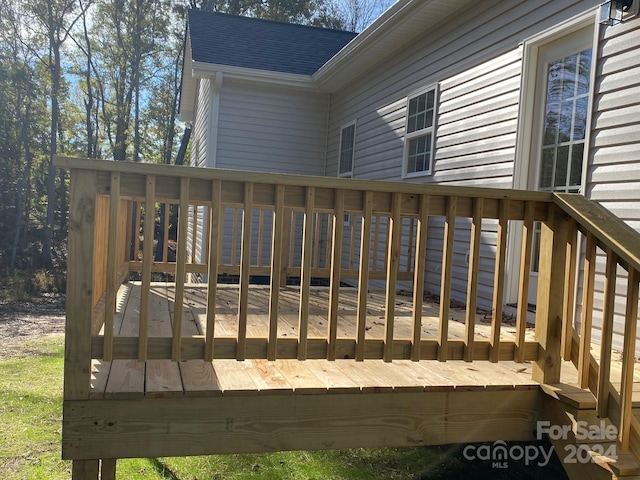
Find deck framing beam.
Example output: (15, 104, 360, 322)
(64, 389, 541, 461)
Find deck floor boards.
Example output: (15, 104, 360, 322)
(88, 281, 547, 399)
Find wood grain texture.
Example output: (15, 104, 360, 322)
(63, 389, 540, 460)
(327, 189, 345, 361)
(65, 169, 97, 401)
(464, 197, 482, 363)
(438, 196, 456, 362)
(384, 193, 402, 362)
(532, 206, 567, 384)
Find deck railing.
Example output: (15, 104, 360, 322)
(59, 157, 640, 452)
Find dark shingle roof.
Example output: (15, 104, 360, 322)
(187, 10, 358, 76)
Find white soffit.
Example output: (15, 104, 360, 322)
(314, 0, 476, 92)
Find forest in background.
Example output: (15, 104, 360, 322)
(0, 0, 392, 301)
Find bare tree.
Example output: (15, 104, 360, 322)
(332, 0, 393, 31)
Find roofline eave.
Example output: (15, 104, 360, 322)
(192, 61, 318, 90)
(314, 0, 476, 92)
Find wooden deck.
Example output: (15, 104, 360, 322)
(58, 158, 640, 479)
(89, 282, 539, 399)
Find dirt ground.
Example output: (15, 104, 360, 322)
(0, 294, 66, 360)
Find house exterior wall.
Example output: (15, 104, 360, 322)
(215, 81, 328, 175)
(188, 79, 330, 274)
(187, 78, 211, 267)
(192, 78, 211, 169)
(577, 19, 640, 350)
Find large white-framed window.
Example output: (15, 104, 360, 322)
(338, 121, 356, 178)
(403, 84, 438, 178)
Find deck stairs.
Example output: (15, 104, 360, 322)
(542, 384, 640, 479)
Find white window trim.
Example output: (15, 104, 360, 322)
(505, 9, 598, 307)
(338, 121, 356, 178)
(512, 9, 598, 192)
(403, 83, 439, 179)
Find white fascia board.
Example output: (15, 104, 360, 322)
(313, 0, 417, 89)
(191, 61, 317, 90)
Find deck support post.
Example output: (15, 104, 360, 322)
(72, 460, 99, 479)
(100, 459, 117, 480)
(532, 204, 567, 384)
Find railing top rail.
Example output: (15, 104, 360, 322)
(554, 193, 640, 273)
(55, 156, 554, 203)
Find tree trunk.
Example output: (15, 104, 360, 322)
(42, 1, 61, 269)
(10, 101, 32, 272)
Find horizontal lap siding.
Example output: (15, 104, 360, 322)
(192, 79, 211, 168)
(188, 79, 211, 275)
(582, 18, 640, 352)
(217, 83, 328, 176)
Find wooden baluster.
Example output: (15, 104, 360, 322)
(204, 204, 211, 266)
(313, 211, 321, 269)
(562, 219, 578, 361)
(218, 208, 224, 266)
(372, 215, 381, 274)
(438, 196, 456, 362)
(125, 199, 133, 263)
(532, 205, 567, 384)
(324, 213, 333, 270)
(280, 209, 291, 288)
(103, 172, 121, 361)
(191, 204, 199, 263)
(384, 193, 402, 362)
(204, 180, 221, 361)
(619, 268, 639, 451)
(578, 232, 597, 389)
(138, 175, 155, 362)
(356, 191, 373, 361)
(133, 201, 141, 261)
(172, 177, 189, 362)
(288, 211, 296, 269)
(268, 185, 285, 361)
(298, 186, 315, 360)
(406, 217, 415, 275)
(515, 201, 533, 363)
(465, 197, 483, 363)
(411, 195, 429, 362)
(231, 207, 239, 266)
(237, 182, 253, 361)
(348, 214, 356, 270)
(490, 199, 509, 363)
(65, 168, 97, 400)
(257, 209, 264, 267)
(597, 248, 617, 418)
(327, 189, 345, 361)
(162, 203, 170, 264)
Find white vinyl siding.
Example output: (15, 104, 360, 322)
(338, 122, 356, 177)
(577, 18, 640, 352)
(216, 82, 328, 176)
(191, 78, 211, 168)
(187, 78, 211, 273)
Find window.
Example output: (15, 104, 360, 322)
(338, 122, 356, 177)
(537, 48, 591, 194)
(404, 85, 438, 177)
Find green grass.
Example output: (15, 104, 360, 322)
(0, 337, 568, 479)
